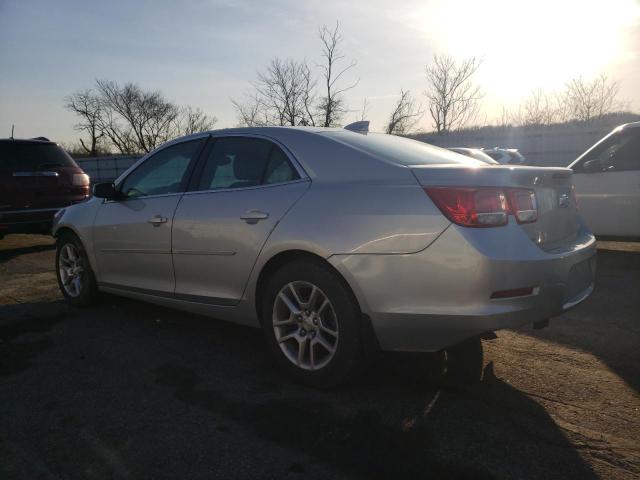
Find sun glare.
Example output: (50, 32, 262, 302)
(422, 0, 640, 101)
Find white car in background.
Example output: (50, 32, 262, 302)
(448, 147, 499, 164)
(569, 122, 640, 238)
(482, 148, 526, 165)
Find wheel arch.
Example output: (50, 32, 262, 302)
(255, 249, 361, 324)
(254, 248, 381, 359)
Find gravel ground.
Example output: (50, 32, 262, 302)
(0, 234, 638, 480)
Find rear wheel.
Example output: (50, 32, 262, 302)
(55, 233, 98, 306)
(261, 259, 366, 387)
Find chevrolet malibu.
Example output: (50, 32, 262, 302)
(52, 126, 597, 386)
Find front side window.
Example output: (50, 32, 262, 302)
(120, 139, 203, 198)
(197, 137, 299, 191)
(577, 128, 640, 173)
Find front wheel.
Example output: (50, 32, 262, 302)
(261, 259, 367, 387)
(55, 233, 98, 306)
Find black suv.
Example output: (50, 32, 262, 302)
(0, 139, 90, 238)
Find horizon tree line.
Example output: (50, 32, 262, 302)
(64, 23, 629, 155)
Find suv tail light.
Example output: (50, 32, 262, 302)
(72, 173, 90, 186)
(425, 186, 538, 228)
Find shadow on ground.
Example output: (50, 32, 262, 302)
(523, 248, 640, 392)
(0, 242, 55, 263)
(0, 295, 598, 479)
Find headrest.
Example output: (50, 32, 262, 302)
(233, 153, 264, 180)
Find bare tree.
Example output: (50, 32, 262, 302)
(232, 58, 317, 127)
(64, 89, 105, 156)
(563, 74, 621, 123)
(425, 54, 483, 133)
(317, 22, 358, 127)
(96, 80, 184, 153)
(511, 89, 560, 126)
(232, 21, 359, 128)
(66, 80, 217, 154)
(496, 105, 512, 128)
(386, 90, 424, 135)
(252, 58, 316, 126)
(178, 106, 217, 135)
(231, 93, 267, 127)
(358, 97, 369, 121)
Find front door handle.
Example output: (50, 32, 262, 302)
(148, 215, 168, 226)
(240, 210, 269, 224)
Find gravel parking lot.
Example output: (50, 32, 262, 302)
(1, 234, 638, 480)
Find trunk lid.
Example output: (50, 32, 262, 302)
(410, 164, 580, 251)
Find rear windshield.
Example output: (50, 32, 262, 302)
(0, 143, 77, 172)
(323, 131, 483, 166)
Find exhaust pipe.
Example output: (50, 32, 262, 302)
(533, 319, 550, 330)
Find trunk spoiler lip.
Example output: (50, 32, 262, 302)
(409, 163, 572, 174)
(409, 164, 573, 188)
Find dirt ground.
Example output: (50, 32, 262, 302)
(0, 234, 638, 480)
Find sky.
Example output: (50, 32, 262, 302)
(1, 0, 639, 144)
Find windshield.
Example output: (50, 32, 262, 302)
(0, 142, 77, 172)
(323, 131, 484, 167)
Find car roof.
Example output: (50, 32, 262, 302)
(0, 138, 56, 146)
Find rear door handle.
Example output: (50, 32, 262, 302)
(240, 210, 269, 224)
(148, 215, 168, 226)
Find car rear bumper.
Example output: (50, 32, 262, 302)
(329, 223, 597, 352)
(0, 207, 59, 233)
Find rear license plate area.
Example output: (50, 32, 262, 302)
(565, 255, 595, 301)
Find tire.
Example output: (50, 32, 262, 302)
(261, 259, 367, 387)
(444, 336, 484, 384)
(55, 232, 98, 307)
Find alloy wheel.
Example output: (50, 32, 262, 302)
(272, 281, 339, 370)
(58, 243, 84, 298)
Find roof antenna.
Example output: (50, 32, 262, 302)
(10, 124, 14, 139)
(344, 120, 369, 135)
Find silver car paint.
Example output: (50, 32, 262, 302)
(53, 127, 596, 351)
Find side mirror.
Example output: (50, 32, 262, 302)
(582, 159, 603, 173)
(93, 182, 120, 199)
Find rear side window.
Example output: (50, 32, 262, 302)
(197, 137, 299, 191)
(323, 131, 483, 167)
(0, 142, 77, 172)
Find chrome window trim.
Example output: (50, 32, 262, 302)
(182, 178, 310, 197)
(103, 191, 185, 204)
(13, 171, 60, 177)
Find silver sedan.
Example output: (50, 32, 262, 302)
(53, 126, 596, 386)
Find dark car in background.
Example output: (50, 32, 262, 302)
(0, 138, 90, 238)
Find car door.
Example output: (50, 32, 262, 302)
(92, 138, 205, 293)
(572, 126, 640, 237)
(172, 136, 309, 304)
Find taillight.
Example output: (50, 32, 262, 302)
(425, 186, 538, 228)
(505, 188, 537, 223)
(72, 173, 90, 186)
